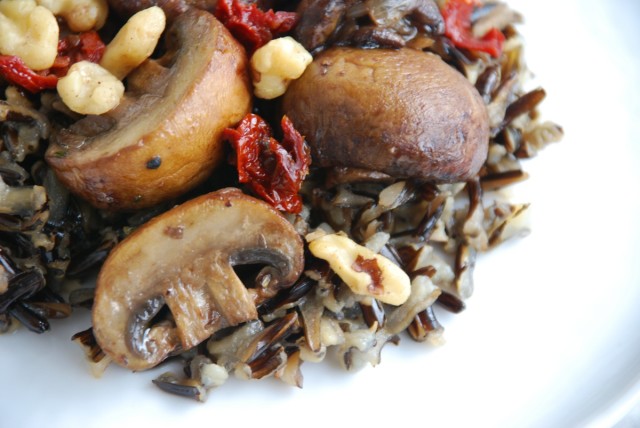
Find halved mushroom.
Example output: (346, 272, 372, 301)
(92, 188, 304, 371)
(45, 10, 252, 211)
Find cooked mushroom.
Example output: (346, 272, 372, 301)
(294, 0, 348, 51)
(282, 47, 490, 183)
(361, 0, 444, 34)
(295, 0, 444, 52)
(92, 188, 304, 371)
(45, 10, 252, 211)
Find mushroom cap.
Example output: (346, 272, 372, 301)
(92, 188, 305, 371)
(282, 47, 490, 183)
(45, 10, 252, 211)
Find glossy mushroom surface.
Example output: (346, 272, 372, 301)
(92, 188, 304, 371)
(282, 47, 490, 183)
(46, 10, 252, 211)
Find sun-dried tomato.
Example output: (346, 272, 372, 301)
(51, 31, 106, 77)
(0, 56, 58, 93)
(223, 114, 311, 214)
(214, 0, 298, 53)
(0, 31, 106, 93)
(440, 0, 505, 58)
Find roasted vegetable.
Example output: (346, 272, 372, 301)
(92, 188, 304, 370)
(46, 10, 252, 211)
(283, 47, 489, 183)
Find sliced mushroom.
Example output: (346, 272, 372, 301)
(46, 10, 252, 211)
(294, 0, 347, 52)
(92, 188, 304, 371)
(364, 0, 444, 34)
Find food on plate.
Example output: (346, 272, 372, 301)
(56, 60, 125, 115)
(307, 231, 411, 305)
(0, 0, 563, 401)
(93, 188, 304, 370)
(251, 36, 313, 100)
(98, 5, 166, 81)
(0, 0, 59, 73)
(38, 0, 109, 33)
(282, 46, 489, 182)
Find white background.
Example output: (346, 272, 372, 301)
(1, 0, 639, 427)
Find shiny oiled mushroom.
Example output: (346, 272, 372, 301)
(45, 10, 252, 211)
(92, 188, 304, 371)
(282, 47, 490, 183)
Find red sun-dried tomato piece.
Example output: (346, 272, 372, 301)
(440, 0, 505, 58)
(52, 31, 106, 77)
(0, 31, 106, 93)
(0, 55, 58, 93)
(215, 0, 298, 53)
(223, 114, 311, 213)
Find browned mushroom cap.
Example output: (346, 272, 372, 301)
(92, 188, 304, 371)
(282, 47, 490, 183)
(45, 10, 252, 211)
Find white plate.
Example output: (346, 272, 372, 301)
(2, 1, 639, 426)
